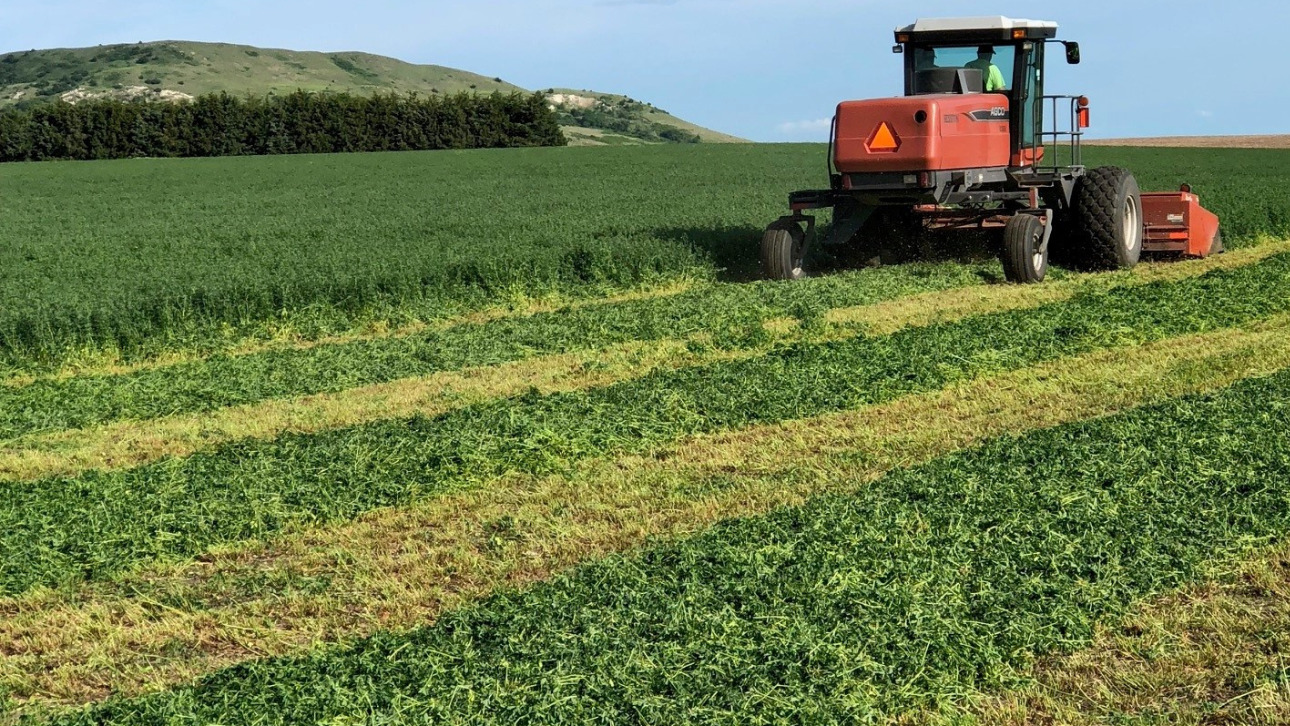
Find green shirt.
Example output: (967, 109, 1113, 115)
(965, 59, 1006, 92)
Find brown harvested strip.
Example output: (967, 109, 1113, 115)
(0, 337, 753, 482)
(4, 318, 1290, 715)
(962, 543, 1290, 725)
(4, 240, 1287, 484)
(1085, 134, 1290, 148)
(0, 279, 699, 389)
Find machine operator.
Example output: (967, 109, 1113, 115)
(965, 45, 1007, 92)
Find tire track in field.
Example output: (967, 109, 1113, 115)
(5, 317, 1290, 715)
(2, 243, 1286, 484)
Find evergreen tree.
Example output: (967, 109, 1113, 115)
(0, 91, 567, 162)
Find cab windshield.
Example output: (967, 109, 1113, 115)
(910, 44, 1016, 95)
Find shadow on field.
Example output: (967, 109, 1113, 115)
(820, 228, 1007, 283)
(654, 225, 767, 283)
(656, 224, 1007, 284)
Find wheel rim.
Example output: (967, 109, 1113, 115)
(1122, 194, 1141, 252)
(1031, 230, 1044, 273)
(791, 231, 806, 276)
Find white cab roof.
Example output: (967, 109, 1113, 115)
(897, 17, 1058, 34)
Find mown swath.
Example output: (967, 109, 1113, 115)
(0, 339, 755, 482)
(2, 255, 1289, 597)
(51, 363, 1290, 725)
(963, 540, 1290, 724)
(3, 243, 1280, 482)
(0, 258, 995, 440)
(7, 316, 1290, 715)
(0, 279, 700, 388)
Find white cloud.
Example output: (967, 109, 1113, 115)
(776, 118, 832, 134)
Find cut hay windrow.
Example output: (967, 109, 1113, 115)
(4, 243, 1285, 483)
(2, 255, 1290, 596)
(0, 258, 998, 441)
(6, 316, 1290, 714)
(961, 541, 1290, 725)
(46, 359, 1290, 725)
(0, 279, 701, 389)
(0, 339, 749, 483)
(0, 239, 1283, 450)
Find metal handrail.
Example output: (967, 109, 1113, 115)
(1037, 95, 1084, 172)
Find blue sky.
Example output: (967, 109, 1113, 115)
(0, 0, 1281, 141)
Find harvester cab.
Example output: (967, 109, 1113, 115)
(762, 16, 1221, 283)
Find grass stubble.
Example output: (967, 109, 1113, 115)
(957, 542, 1290, 725)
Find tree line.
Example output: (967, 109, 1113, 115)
(0, 90, 567, 161)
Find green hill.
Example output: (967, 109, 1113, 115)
(0, 41, 745, 145)
(546, 89, 746, 146)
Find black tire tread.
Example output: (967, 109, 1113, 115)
(761, 221, 806, 280)
(1002, 214, 1046, 284)
(1072, 166, 1141, 270)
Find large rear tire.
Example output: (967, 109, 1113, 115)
(761, 220, 807, 280)
(1071, 166, 1143, 270)
(1001, 214, 1048, 284)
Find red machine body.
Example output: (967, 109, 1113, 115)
(761, 16, 1224, 284)
(833, 95, 1013, 173)
(1141, 189, 1222, 258)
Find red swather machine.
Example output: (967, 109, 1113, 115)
(763, 16, 1221, 282)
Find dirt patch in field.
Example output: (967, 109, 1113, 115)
(1085, 135, 1290, 149)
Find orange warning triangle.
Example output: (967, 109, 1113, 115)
(866, 122, 900, 153)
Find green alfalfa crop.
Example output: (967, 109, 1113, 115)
(3, 144, 1287, 376)
(0, 144, 816, 373)
(1084, 146, 1290, 244)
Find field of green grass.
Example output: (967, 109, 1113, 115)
(3, 143, 1290, 724)
(1, 145, 1286, 375)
